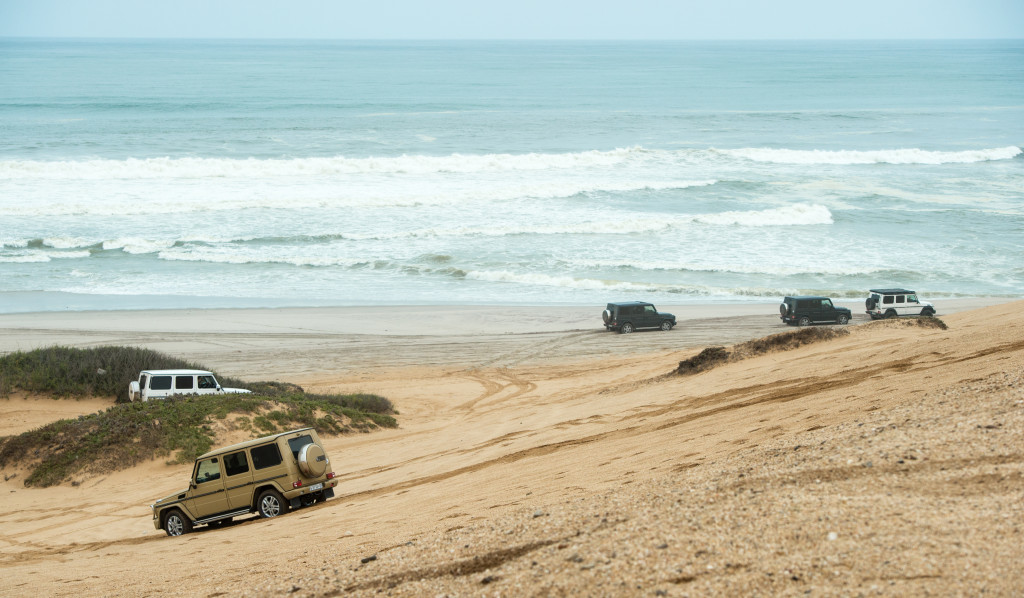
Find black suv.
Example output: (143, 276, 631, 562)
(602, 302, 676, 333)
(779, 296, 852, 326)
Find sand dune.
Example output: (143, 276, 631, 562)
(0, 301, 1021, 596)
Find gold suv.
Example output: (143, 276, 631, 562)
(152, 428, 337, 536)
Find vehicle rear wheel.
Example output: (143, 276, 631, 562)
(884, 309, 897, 319)
(797, 316, 811, 326)
(660, 320, 673, 331)
(164, 510, 192, 537)
(619, 322, 634, 334)
(257, 489, 288, 519)
(837, 314, 850, 325)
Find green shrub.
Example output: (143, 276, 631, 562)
(0, 391, 398, 488)
(0, 345, 398, 486)
(0, 346, 216, 402)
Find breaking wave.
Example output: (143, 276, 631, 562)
(722, 146, 1022, 165)
(1, 145, 1018, 180)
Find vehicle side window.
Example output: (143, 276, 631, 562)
(175, 375, 194, 390)
(198, 375, 217, 389)
(195, 458, 221, 484)
(223, 451, 250, 477)
(140, 374, 148, 390)
(644, 305, 656, 314)
(895, 295, 905, 304)
(907, 294, 918, 303)
(250, 444, 283, 470)
(287, 434, 314, 459)
(882, 295, 894, 304)
(821, 299, 832, 308)
(797, 300, 812, 309)
(151, 376, 172, 390)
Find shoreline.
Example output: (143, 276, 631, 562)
(0, 296, 1012, 336)
(1, 298, 1016, 384)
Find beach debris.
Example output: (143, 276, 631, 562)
(360, 554, 377, 564)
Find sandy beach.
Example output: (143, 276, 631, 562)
(0, 298, 1021, 597)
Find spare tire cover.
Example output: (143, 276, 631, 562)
(865, 298, 876, 310)
(298, 443, 327, 478)
(602, 309, 612, 324)
(779, 303, 788, 316)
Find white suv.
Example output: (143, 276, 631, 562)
(128, 369, 252, 402)
(865, 288, 936, 319)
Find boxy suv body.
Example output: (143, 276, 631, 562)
(152, 427, 338, 536)
(129, 369, 252, 402)
(865, 288, 935, 319)
(602, 301, 676, 333)
(780, 296, 852, 326)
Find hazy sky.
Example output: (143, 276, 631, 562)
(1, 0, 1022, 39)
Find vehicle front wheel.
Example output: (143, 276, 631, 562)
(921, 307, 935, 317)
(660, 320, 673, 331)
(619, 322, 634, 334)
(797, 316, 811, 326)
(837, 314, 850, 325)
(164, 510, 192, 537)
(257, 489, 288, 519)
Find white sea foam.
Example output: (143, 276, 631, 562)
(0, 249, 91, 263)
(5, 144, 1015, 181)
(691, 203, 833, 226)
(0, 148, 646, 180)
(464, 269, 679, 292)
(103, 238, 177, 254)
(722, 146, 1022, 165)
(563, 257, 882, 277)
(0, 253, 51, 263)
(0, 177, 717, 216)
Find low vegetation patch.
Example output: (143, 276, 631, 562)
(0, 345, 247, 401)
(0, 391, 397, 487)
(676, 317, 948, 376)
(678, 326, 851, 375)
(862, 316, 949, 330)
(0, 346, 398, 487)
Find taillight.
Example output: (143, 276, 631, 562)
(326, 472, 336, 479)
(292, 480, 303, 489)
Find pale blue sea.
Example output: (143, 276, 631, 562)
(1, 39, 1022, 312)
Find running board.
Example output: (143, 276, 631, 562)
(194, 508, 251, 525)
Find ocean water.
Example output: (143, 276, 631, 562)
(1, 39, 1023, 313)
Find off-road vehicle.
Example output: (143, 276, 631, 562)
(128, 369, 252, 402)
(152, 427, 338, 536)
(602, 301, 676, 333)
(779, 296, 852, 326)
(865, 288, 935, 319)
